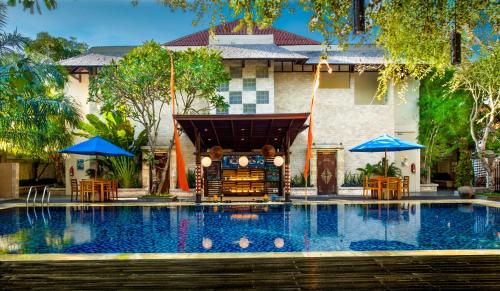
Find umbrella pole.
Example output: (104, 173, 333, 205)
(95, 155, 98, 179)
(384, 149, 388, 178)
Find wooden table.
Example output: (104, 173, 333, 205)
(370, 176, 402, 200)
(81, 179, 111, 202)
(94, 179, 111, 202)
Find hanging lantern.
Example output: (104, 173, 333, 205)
(451, 31, 461, 65)
(209, 146, 223, 160)
(273, 156, 284, 167)
(238, 156, 249, 167)
(201, 156, 212, 167)
(353, 0, 365, 33)
(261, 145, 276, 158)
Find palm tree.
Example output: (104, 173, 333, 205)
(0, 2, 29, 59)
(0, 0, 81, 178)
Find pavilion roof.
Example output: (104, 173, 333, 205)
(174, 113, 309, 151)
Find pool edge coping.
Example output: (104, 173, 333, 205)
(1, 249, 499, 261)
(1, 198, 499, 210)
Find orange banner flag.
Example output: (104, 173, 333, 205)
(168, 50, 190, 192)
(304, 59, 332, 181)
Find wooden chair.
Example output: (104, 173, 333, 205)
(386, 177, 401, 200)
(402, 176, 410, 199)
(70, 179, 79, 202)
(363, 176, 381, 199)
(104, 180, 118, 201)
(81, 180, 99, 203)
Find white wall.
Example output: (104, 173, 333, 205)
(275, 71, 420, 191)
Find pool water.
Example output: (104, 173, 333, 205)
(0, 203, 499, 254)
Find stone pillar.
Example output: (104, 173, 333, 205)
(195, 129, 202, 203)
(284, 164, 291, 202)
(195, 165, 202, 203)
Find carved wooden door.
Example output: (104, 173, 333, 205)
(317, 151, 337, 195)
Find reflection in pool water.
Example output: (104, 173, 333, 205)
(0, 203, 499, 254)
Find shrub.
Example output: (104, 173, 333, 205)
(341, 171, 364, 187)
(291, 171, 312, 187)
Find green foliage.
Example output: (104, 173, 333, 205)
(455, 139, 473, 187)
(341, 171, 363, 187)
(418, 70, 471, 182)
(77, 110, 147, 154)
(6, 0, 57, 14)
(25, 32, 88, 61)
(174, 47, 229, 114)
(291, 171, 312, 187)
(77, 110, 146, 188)
(0, 56, 81, 160)
(109, 156, 138, 188)
(153, 1, 497, 100)
(357, 160, 402, 178)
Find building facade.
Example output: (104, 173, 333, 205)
(60, 21, 421, 197)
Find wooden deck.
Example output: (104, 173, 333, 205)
(2, 255, 500, 290)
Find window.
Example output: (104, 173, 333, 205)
(229, 91, 242, 104)
(354, 72, 385, 105)
(319, 72, 350, 89)
(218, 81, 229, 92)
(256, 66, 269, 78)
(243, 78, 256, 91)
(243, 104, 256, 114)
(230, 66, 242, 78)
(256, 91, 269, 104)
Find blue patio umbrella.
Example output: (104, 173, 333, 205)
(349, 134, 424, 177)
(59, 136, 134, 178)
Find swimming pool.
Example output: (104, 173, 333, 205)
(0, 203, 499, 254)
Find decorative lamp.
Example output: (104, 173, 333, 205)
(209, 146, 223, 160)
(274, 237, 284, 249)
(201, 156, 212, 167)
(239, 237, 250, 249)
(238, 156, 249, 167)
(273, 156, 284, 167)
(202, 237, 213, 250)
(261, 145, 276, 158)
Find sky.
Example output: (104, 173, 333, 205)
(7, 0, 323, 47)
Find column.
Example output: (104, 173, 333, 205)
(284, 133, 291, 202)
(195, 130, 202, 203)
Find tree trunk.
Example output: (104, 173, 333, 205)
(148, 143, 158, 194)
(157, 133, 175, 194)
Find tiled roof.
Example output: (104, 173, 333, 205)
(208, 44, 308, 60)
(303, 47, 385, 64)
(59, 46, 135, 67)
(164, 20, 320, 46)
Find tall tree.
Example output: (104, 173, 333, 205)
(156, 47, 228, 193)
(418, 71, 471, 184)
(89, 42, 172, 193)
(25, 32, 88, 61)
(450, 43, 500, 190)
(89, 42, 228, 193)
(1, 1, 80, 183)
